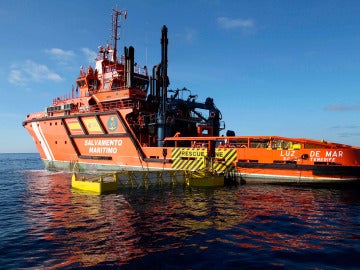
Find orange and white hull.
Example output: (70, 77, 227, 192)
(235, 146, 360, 185)
(24, 111, 360, 185)
(236, 166, 360, 185)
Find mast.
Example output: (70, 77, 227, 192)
(111, 6, 127, 62)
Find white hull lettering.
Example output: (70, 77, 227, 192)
(85, 139, 123, 147)
(310, 151, 321, 158)
(308, 150, 344, 162)
(325, 151, 343, 158)
(311, 157, 336, 162)
(280, 150, 295, 157)
(89, 147, 118, 154)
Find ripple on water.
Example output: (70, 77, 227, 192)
(0, 157, 359, 269)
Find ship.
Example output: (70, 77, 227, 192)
(23, 7, 360, 185)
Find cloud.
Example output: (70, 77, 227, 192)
(81, 48, 97, 64)
(331, 125, 360, 130)
(329, 125, 360, 138)
(45, 48, 75, 65)
(9, 60, 63, 86)
(8, 69, 24, 85)
(324, 104, 360, 111)
(337, 131, 360, 138)
(184, 28, 197, 43)
(45, 48, 75, 58)
(217, 17, 255, 32)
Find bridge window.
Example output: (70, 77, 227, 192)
(88, 79, 97, 90)
(77, 79, 86, 87)
(112, 80, 121, 89)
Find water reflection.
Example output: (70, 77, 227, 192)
(21, 171, 360, 268)
(23, 171, 146, 267)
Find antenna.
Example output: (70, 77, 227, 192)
(111, 6, 127, 62)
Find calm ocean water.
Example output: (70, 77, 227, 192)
(0, 153, 359, 269)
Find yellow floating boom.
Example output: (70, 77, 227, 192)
(71, 173, 118, 194)
(71, 170, 186, 193)
(71, 169, 233, 194)
(186, 170, 225, 187)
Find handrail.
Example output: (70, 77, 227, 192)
(86, 99, 135, 113)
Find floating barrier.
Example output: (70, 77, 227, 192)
(71, 173, 118, 194)
(185, 170, 239, 187)
(116, 170, 186, 188)
(71, 169, 239, 194)
(185, 171, 224, 187)
(71, 170, 186, 194)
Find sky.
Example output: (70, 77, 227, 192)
(1, 0, 360, 153)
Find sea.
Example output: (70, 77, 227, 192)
(0, 153, 359, 269)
